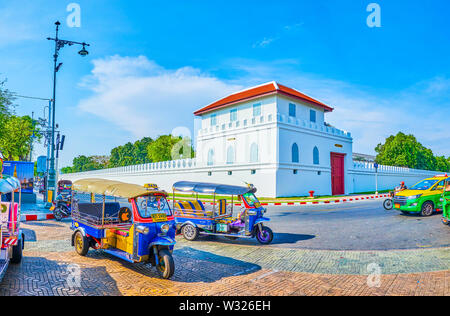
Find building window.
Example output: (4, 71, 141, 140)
(317, 171, 321, 175)
(253, 103, 261, 117)
(250, 143, 259, 163)
(230, 109, 237, 122)
(210, 114, 217, 126)
(228, 171, 233, 176)
(313, 146, 320, 165)
(293, 169, 298, 174)
(292, 143, 299, 163)
(289, 103, 296, 117)
(251, 169, 256, 174)
(208, 171, 212, 176)
(207, 149, 214, 166)
(310, 109, 316, 123)
(226, 146, 235, 164)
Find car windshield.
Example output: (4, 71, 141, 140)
(136, 195, 172, 218)
(410, 179, 439, 191)
(242, 193, 261, 208)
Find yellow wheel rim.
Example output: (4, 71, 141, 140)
(75, 234, 83, 253)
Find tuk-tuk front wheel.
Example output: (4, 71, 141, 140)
(182, 224, 199, 241)
(74, 231, 89, 256)
(156, 249, 175, 279)
(256, 226, 273, 245)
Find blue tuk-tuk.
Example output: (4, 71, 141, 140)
(172, 181, 273, 244)
(70, 179, 176, 279)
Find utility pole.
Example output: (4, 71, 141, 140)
(46, 21, 90, 202)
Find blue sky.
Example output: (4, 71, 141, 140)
(1, 0, 449, 166)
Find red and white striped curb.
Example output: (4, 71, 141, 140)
(170, 194, 389, 207)
(20, 213, 54, 222)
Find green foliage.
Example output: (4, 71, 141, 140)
(0, 115, 36, 160)
(375, 132, 450, 172)
(147, 135, 194, 162)
(62, 135, 195, 173)
(0, 80, 39, 162)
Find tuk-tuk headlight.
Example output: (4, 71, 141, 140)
(161, 224, 170, 234)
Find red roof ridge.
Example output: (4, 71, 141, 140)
(194, 81, 333, 116)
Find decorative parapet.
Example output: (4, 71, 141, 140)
(197, 113, 352, 139)
(351, 161, 439, 175)
(62, 158, 198, 177)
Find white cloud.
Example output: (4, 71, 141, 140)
(78, 55, 242, 138)
(225, 59, 450, 156)
(78, 55, 450, 157)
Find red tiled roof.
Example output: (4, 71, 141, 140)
(194, 82, 333, 116)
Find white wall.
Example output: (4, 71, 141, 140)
(60, 159, 278, 197)
(350, 162, 438, 193)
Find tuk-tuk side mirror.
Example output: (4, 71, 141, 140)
(136, 225, 149, 235)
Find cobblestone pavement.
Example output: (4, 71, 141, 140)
(0, 221, 449, 296)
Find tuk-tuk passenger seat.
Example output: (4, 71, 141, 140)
(78, 202, 121, 220)
(175, 200, 213, 217)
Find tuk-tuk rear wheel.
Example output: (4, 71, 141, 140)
(11, 237, 23, 264)
(182, 224, 199, 241)
(156, 249, 175, 279)
(74, 232, 89, 256)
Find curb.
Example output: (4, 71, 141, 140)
(20, 213, 54, 222)
(170, 194, 389, 207)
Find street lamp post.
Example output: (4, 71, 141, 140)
(46, 21, 90, 202)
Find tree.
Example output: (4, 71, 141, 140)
(133, 137, 153, 164)
(147, 135, 194, 162)
(0, 115, 36, 160)
(375, 132, 448, 172)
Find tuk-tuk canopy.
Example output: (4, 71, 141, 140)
(73, 178, 167, 198)
(172, 181, 256, 196)
(0, 176, 21, 194)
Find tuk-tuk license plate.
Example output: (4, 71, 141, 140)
(151, 213, 167, 222)
(395, 204, 400, 209)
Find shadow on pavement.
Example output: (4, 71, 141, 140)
(0, 256, 121, 296)
(83, 247, 261, 283)
(188, 232, 316, 246)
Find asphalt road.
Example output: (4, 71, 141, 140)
(192, 200, 450, 250)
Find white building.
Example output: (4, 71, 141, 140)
(61, 82, 438, 197)
(195, 81, 353, 196)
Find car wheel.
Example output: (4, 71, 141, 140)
(182, 224, 199, 241)
(421, 202, 434, 217)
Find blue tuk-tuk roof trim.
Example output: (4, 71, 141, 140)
(172, 181, 256, 196)
(0, 176, 21, 194)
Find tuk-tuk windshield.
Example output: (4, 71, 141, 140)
(242, 193, 261, 208)
(410, 179, 439, 191)
(136, 195, 172, 218)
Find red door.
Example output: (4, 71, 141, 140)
(331, 153, 345, 195)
